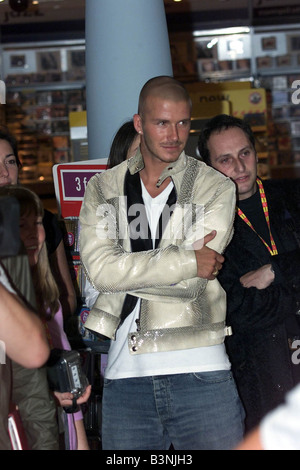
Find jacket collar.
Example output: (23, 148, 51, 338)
(127, 147, 188, 187)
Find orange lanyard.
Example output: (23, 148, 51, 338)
(237, 178, 278, 256)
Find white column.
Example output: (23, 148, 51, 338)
(85, 0, 173, 159)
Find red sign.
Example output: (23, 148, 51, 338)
(53, 162, 107, 218)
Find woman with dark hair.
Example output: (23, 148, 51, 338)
(0, 128, 20, 185)
(0, 127, 77, 320)
(107, 119, 140, 168)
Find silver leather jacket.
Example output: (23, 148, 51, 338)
(79, 150, 236, 355)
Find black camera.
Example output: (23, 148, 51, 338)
(0, 196, 21, 259)
(47, 349, 89, 412)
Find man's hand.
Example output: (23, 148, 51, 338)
(240, 264, 275, 290)
(193, 230, 224, 280)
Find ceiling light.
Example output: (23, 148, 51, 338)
(207, 38, 219, 49)
(193, 27, 250, 37)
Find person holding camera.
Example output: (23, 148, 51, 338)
(0, 184, 91, 450)
(0, 257, 51, 450)
(0, 214, 60, 450)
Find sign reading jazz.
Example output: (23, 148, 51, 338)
(53, 162, 107, 218)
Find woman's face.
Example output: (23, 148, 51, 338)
(0, 139, 18, 186)
(19, 211, 45, 267)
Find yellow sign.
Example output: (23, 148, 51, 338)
(189, 86, 267, 131)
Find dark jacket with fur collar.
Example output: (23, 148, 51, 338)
(218, 179, 300, 432)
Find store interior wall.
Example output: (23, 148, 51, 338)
(1, 0, 300, 205)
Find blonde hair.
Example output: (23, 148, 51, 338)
(0, 185, 60, 319)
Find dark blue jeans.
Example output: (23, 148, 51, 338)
(102, 370, 245, 450)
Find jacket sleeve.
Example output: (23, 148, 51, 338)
(12, 363, 59, 450)
(79, 174, 197, 294)
(218, 246, 300, 333)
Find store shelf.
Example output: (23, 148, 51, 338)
(5, 82, 86, 184)
(7, 81, 85, 93)
(1, 39, 86, 185)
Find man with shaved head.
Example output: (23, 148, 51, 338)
(80, 76, 244, 450)
(137, 75, 192, 115)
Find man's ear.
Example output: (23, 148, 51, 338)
(133, 114, 143, 135)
